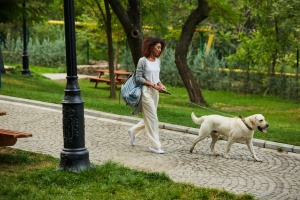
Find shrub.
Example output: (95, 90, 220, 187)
(159, 47, 298, 99)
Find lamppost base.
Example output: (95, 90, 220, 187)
(21, 69, 32, 76)
(57, 148, 92, 173)
(22, 55, 31, 76)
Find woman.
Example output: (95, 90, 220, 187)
(128, 37, 167, 154)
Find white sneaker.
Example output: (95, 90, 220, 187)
(149, 147, 164, 154)
(128, 130, 135, 146)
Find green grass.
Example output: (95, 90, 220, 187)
(0, 148, 254, 200)
(1, 65, 300, 146)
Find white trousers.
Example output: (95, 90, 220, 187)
(129, 86, 161, 149)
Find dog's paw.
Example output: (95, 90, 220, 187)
(224, 154, 231, 159)
(254, 157, 262, 162)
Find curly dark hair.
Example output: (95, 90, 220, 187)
(142, 37, 165, 57)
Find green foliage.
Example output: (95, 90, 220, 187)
(3, 32, 66, 67)
(75, 1, 123, 43)
(29, 37, 66, 67)
(2, 18, 108, 67)
(30, 22, 65, 42)
(141, 1, 170, 36)
(0, 0, 53, 24)
(227, 0, 300, 85)
(213, 30, 237, 58)
(160, 48, 183, 86)
(1, 0, 299, 100)
(159, 46, 299, 99)
(208, 0, 241, 25)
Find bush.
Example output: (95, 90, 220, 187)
(159, 47, 299, 99)
(3, 32, 66, 67)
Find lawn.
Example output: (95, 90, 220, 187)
(0, 147, 254, 200)
(0, 65, 300, 146)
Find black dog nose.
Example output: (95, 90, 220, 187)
(266, 123, 269, 127)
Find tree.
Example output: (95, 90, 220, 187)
(107, 1, 240, 104)
(0, 0, 53, 74)
(227, 0, 300, 94)
(103, 0, 117, 98)
(175, 0, 210, 104)
(107, 0, 143, 67)
(86, 0, 117, 98)
(0, 0, 53, 24)
(106, 0, 210, 103)
(0, 0, 21, 23)
(77, 0, 132, 98)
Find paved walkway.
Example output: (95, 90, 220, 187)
(0, 95, 299, 200)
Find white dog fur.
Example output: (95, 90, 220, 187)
(190, 112, 269, 161)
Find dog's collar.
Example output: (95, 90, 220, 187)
(238, 115, 253, 130)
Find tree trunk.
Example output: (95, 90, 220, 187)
(175, 0, 209, 104)
(107, 0, 143, 67)
(93, 0, 116, 98)
(104, 0, 117, 98)
(115, 41, 120, 70)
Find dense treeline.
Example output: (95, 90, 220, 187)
(0, 0, 299, 99)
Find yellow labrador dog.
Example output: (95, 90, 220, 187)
(189, 112, 269, 161)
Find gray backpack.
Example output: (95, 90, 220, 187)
(120, 70, 143, 108)
(120, 57, 146, 108)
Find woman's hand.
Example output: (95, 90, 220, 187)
(157, 83, 166, 92)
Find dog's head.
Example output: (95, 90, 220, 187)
(250, 114, 269, 133)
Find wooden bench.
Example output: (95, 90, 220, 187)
(0, 129, 32, 146)
(90, 77, 111, 88)
(90, 69, 131, 88)
(89, 77, 124, 88)
(116, 77, 127, 82)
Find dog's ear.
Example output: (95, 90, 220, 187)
(250, 116, 256, 126)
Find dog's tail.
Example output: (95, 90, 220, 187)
(191, 112, 205, 125)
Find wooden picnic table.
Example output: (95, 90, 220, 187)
(90, 69, 131, 88)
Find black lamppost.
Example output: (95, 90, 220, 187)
(21, 0, 31, 76)
(57, 0, 91, 172)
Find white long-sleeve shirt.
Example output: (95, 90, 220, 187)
(136, 57, 161, 85)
